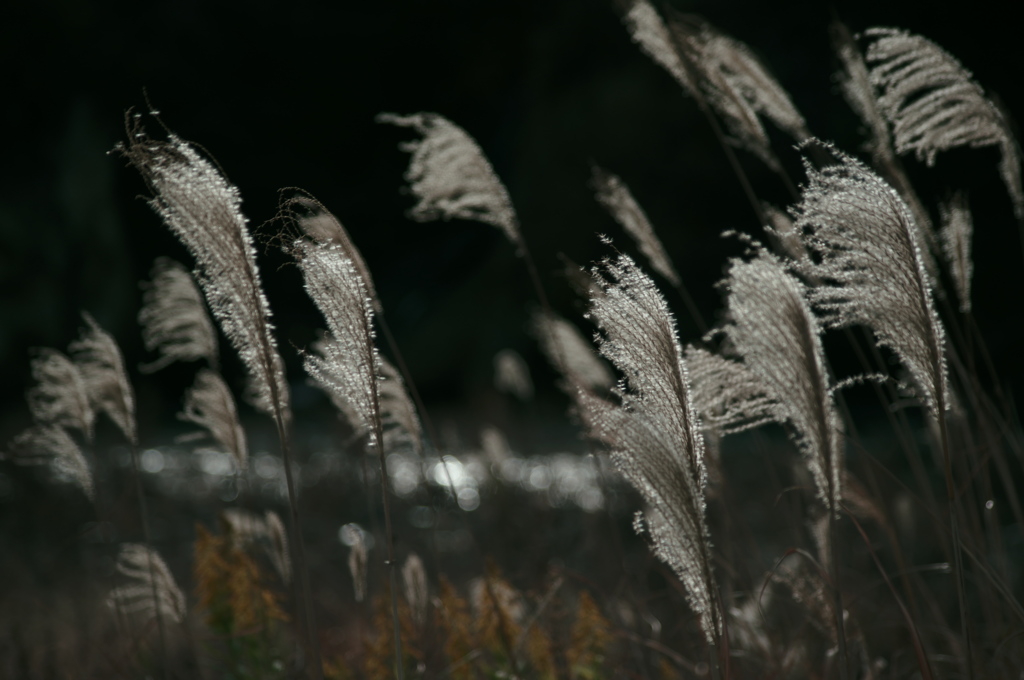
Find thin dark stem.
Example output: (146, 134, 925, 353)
(366, 327, 405, 680)
(273, 414, 323, 680)
(127, 437, 168, 680)
(938, 403, 974, 679)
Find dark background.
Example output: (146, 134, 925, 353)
(2, 0, 1022, 445)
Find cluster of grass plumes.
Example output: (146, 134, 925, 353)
(5, 6, 1024, 680)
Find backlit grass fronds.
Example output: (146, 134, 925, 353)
(179, 368, 248, 471)
(118, 120, 290, 422)
(281, 192, 382, 313)
(668, 14, 811, 168)
(348, 528, 369, 603)
(379, 357, 423, 456)
(864, 27, 1024, 219)
(791, 142, 948, 422)
(138, 257, 219, 372)
(378, 112, 522, 248)
(533, 310, 614, 392)
(222, 509, 292, 584)
(939, 192, 974, 313)
(26, 349, 94, 441)
(578, 253, 721, 644)
(70, 312, 137, 445)
(832, 23, 938, 271)
(763, 203, 808, 262)
(109, 544, 186, 625)
(719, 250, 843, 515)
(402, 554, 428, 626)
(620, 0, 694, 91)
(9, 425, 93, 500)
(592, 165, 680, 288)
(494, 349, 534, 401)
(683, 346, 776, 437)
(295, 238, 380, 446)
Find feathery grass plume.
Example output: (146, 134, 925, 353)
(222, 509, 292, 583)
(494, 349, 534, 401)
(864, 27, 1024, 220)
(402, 554, 429, 626)
(620, 0, 694, 91)
(348, 528, 369, 603)
(291, 234, 406, 677)
(179, 368, 248, 472)
(577, 253, 721, 645)
(790, 142, 949, 422)
(667, 14, 811, 169)
(378, 356, 423, 456)
(138, 257, 219, 372)
(939, 192, 974, 313)
(69, 312, 137, 445)
(762, 203, 808, 262)
(834, 23, 892, 164)
(719, 250, 844, 516)
(296, 247, 379, 446)
(377, 112, 522, 249)
(532, 310, 614, 392)
(683, 346, 776, 437)
(9, 425, 94, 500)
(832, 23, 940, 274)
(108, 544, 186, 625)
(791, 142, 961, 669)
(117, 119, 290, 423)
(281, 192, 382, 314)
(592, 165, 680, 288)
(26, 349, 95, 441)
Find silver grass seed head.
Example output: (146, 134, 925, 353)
(10, 425, 94, 501)
(108, 544, 186, 625)
(279, 192, 383, 315)
(592, 165, 680, 288)
(26, 348, 95, 441)
(139, 258, 219, 373)
(494, 349, 534, 401)
(832, 22, 894, 165)
(620, 0, 695, 92)
(939, 192, 974, 313)
(720, 250, 843, 515)
(668, 14, 810, 168)
(378, 356, 424, 456)
(347, 529, 369, 602)
(532, 310, 615, 393)
(581, 253, 720, 643)
(791, 141, 949, 422)
(179, 368, 248, 471)
(402, 553, 429, 625)
(684, 345, 777, 437)
(294, 239, 382, 449)
(118, 120, 290, 423)
(70, 313, 137, 446)
(221, 508, 291, 583)
(864, 27, 1024, 219)
(377, 112, 522, 249)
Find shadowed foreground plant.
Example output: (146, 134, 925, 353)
(576, 252, 723, 669)
(194, 523, 289, 679)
